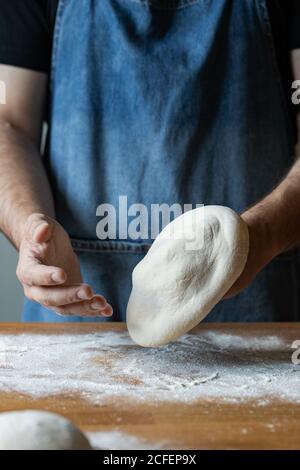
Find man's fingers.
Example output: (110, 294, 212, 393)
(17, 264, 67, 287)
(54, 296, 113, 317)
(24, 283, 95, 307)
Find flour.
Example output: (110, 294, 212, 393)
(86, 431, 167, 450)
(0, 330, 299, 404)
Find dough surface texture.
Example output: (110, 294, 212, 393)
(127, 206, 249, 347)
(0, 410, 91, 450)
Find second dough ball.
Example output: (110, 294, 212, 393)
(0, 410, 91, 450)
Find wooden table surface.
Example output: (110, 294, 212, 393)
(0, 322, 300, 450)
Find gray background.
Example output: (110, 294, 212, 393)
(0, 233, 23, 321)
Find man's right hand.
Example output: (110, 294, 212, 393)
(16, 213, 113, 317)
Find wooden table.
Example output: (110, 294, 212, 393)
(0, 322, 300, 450)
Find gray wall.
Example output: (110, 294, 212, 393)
(0, 233, 23, 321)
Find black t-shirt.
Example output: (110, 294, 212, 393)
(0, 0, 299, 133)
(1, 0, 300, 73)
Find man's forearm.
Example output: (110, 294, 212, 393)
(243, 47, 300, 258)
(0, 120, 55, 248)
(243, 157, 300, 257)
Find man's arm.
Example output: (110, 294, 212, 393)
(225, 50, 300, 298)
(0, 65, 54, 247)
(0, 65, 112, 317)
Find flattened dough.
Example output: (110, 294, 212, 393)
(0, 410, 91, 450)
(127, 206, 249, 347)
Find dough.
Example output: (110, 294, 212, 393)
(127, 206, 249, 347)
(0, 410, 91, 450)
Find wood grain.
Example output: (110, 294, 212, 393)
(0, 322, 299, 450)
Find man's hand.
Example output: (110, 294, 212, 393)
(17, 213, 113, 317)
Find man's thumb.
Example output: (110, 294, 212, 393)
(29, 215, 53, 244)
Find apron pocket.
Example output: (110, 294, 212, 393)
(70, 238, 149, 320)
(71, 238, 151, 254)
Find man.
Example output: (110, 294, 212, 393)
(0, 0, 299, 323)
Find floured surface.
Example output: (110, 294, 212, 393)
(86, 430, 167, 450)
(0, 330, 299, 404)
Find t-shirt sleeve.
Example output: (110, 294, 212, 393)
(290, 0, 300, 50)
(0, 0, 51, 73)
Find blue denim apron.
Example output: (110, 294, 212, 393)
(23, 0, 299, 322)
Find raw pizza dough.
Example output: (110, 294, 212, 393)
(127, 205, 249, 347)
(0, 410, 91, 450)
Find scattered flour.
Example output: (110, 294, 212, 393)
(86, 430, 167, 450)
(0, 330, 299, 404)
